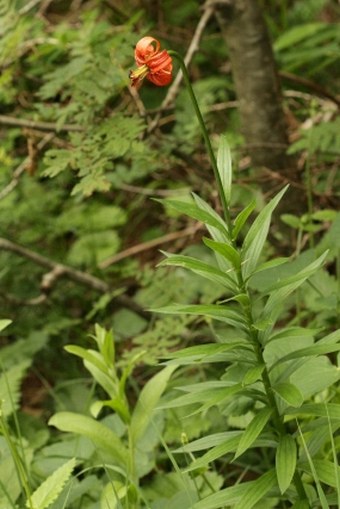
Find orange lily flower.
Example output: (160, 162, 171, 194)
(129, 36, 172, 88)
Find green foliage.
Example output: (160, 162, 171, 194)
(0, 1, 338, 508)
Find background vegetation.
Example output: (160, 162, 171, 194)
(0, 0, 339, 508)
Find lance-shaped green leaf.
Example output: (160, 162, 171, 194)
(276, 435, 297, 494)
(300, 459, 340, 489)
(150, 304, 247, 329)
(285, 403, 340, 420)
(159, 383, 242, 411)
(49, 412, 127, 468)
(273, 382, 304, 407)
(234, 407, 272, 459)
(160, 197, 229, 236)
(158, 252, 237, 291)
(217, 135, 232, 203)
(263, 251, 328, 323)
(130, 365, 176, 443)
(192, 470, 276, 509)
(241, 186, 288, 279)
(28, 458, 76, 509)
(65, 345, 117, 398)
(203, 237, 241, 269)
(184, 432, 242, 472)
(163, 342, 251, 365)
(270, 342, 340, 371)
(232, 199, 257, 241)
(234, 469, 277, 509)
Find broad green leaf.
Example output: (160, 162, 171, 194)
(158, 252, 236, 291)
(234, 469, 277, 509)
(241, 186, 288, 279)
(161, 197, 228, 236)
(130, 365, 176, 443)
(270, 343, 340, 371)
(276, 435, 297, 494)
(232, 199, 257, 240)
(0, 320, 11, 333)
(202, 237, 240, 269)
(150, 304, 247, 329)
(217, 136, 232, 203)
(184, 432, 242, 472)
(273, 383, 304, 407)
(48, 412, 127, 468)
(318, 329, 340, 345)
(234, 407, 272, 459)
(28, 458, 76, 509)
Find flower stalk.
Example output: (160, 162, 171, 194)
(168, 49, 309, 504)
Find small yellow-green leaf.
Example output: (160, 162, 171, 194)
(28, 458, 76, 509)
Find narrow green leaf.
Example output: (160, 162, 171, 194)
(234, 469, 277, 509)
(28, 458, 76, 509)
(130, 365, 176, 443)
(286, 403, 340, 420)
(242, 365, 265, 386)
(0, 320, 11, 333)
(217, 136, 232, 203)
(232, 199, 256, 240)
(192, 482, 252, 509)
(270, 343, 340, 372)
(48, 412, 127, 468)
(65, 346, 117, 398)
(249, 257, 289, 277)
(273, 383, 304, 407)
(158, 252, 236, 291)
(298, 424, 329, 509)
(161, 197, 228, 236)
(241, 186, 288, 279)
(150, 304, 247, 329)
(264, 252, 328, 320)
(184, 433, 242, 472)
(174, 431, 241, 453)
(202, 237, 240, 269)
(300, 459, 340, 489)
(160, 384, 242, 410)
(234, 407, 272, 459)
(276, 435, 297, 494)
(164, 342, 249, 365)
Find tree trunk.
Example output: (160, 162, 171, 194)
(215, 0, 292, 172)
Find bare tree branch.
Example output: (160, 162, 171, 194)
(0, 133, 54, 201)
(0, 237, 149, 317)
(0, 114, 84, 132)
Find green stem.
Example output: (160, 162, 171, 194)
(170, 49, 309, 504)
(168, 51, 232, 232)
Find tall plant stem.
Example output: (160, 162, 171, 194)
(170, 50, 309, 504)
(168, 51, 232, 232)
